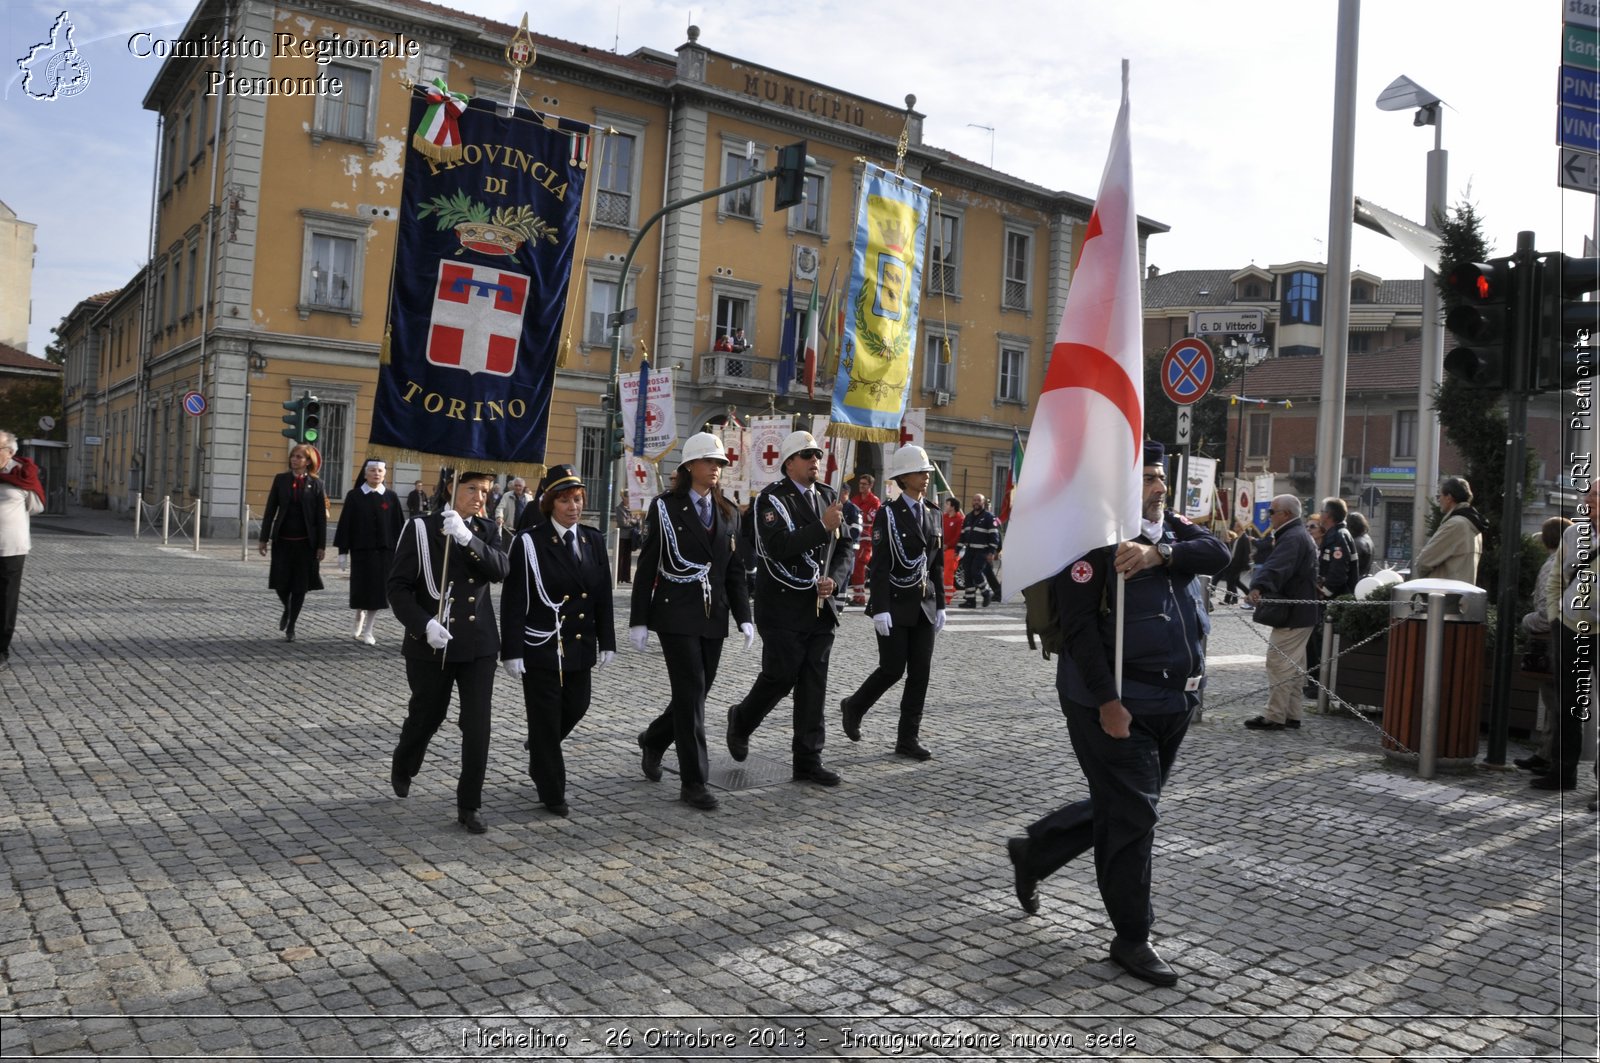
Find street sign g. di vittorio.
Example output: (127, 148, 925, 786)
(1189, 308, 1265, 336)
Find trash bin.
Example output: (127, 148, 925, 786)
(1381, 578, 1488, 766)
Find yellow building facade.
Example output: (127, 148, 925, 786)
(68, 0, 1165, 534)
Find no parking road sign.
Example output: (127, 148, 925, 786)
(182, 390, 208, 417)
(1160, 338, 1214, 406)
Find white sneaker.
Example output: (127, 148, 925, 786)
(362, 630, 377, 646)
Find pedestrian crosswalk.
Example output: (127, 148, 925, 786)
(939, 609, 1029, 644)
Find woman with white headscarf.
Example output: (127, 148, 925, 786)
(333, 457, 405, 644)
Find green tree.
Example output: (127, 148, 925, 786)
(1431, 198, 1535, 601)
(0, 378, 65, 441)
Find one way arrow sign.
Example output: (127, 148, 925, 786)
(1561, 148, 1600, 193)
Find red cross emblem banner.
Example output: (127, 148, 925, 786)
(618, 366, 677, 460)
(714, 423, 751, 503)
(746, 415, 793, 493)
(371, 88, 590, 463)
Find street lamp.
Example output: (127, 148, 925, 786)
(1376, 73, 1447, 568)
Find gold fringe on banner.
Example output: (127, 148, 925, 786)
(940, 336, 952, 365)
(825, 422, 897, 444)
(410, 133, 464, 166)
(555, 334, 571, 369)
(380, 325, 392, 366)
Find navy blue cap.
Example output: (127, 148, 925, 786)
(1142, 440, 1166, 467)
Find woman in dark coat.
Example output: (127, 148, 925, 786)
(258, 443, 328, 642)
(499, 464, 616, 817)
(333, 457, 406, 645)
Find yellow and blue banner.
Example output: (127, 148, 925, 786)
(373, 88, 589, 463)
(830, 163, 931, 442)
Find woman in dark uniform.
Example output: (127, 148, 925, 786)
(499, 465, 616, 817)
(258, 443, 327, 642)
(333, 457, 406, 645)
(839, 444, 946, 760)
(628, 432, 753, 810)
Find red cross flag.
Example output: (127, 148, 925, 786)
(747, 414, 792, 493)
(1003, 63, 1144, 601)
(427, 262, 528, 377)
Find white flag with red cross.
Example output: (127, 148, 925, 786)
(427, 261, 529, 377)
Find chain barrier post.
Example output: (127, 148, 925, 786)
(1417, 591, 1447, 779)
(1316, 615, 1335, 714)
(193, 497, 202, 552)
(134, 493, 143, 538)
(241, 504, 250, 561)
(161, 495, 171, 545)
(1324, 627, 1341, 713)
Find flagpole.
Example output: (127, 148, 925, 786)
(1114, 573, 1126, 697)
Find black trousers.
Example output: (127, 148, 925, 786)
(1554, 622, 1594, 784)
(0, 553, 24, 655)
(616, 538, 634, 584)
(1020, 699, 1190, 944)
(642, 633, 725, 788)
(730, 626, 833, 768)
(844, 615, 935, 744)
(522, 666, 592, 805)
(393, 655, 495, 811)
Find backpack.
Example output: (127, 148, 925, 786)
(1022, 579, 1065, 660)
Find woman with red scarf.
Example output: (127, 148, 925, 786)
(258, 443, 328, 641)
(0, 430, 45, 670)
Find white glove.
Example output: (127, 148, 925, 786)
(740, 622, 756, 651)
(629, 626, 648, 652)
(440, 507, 474, 546)
(598, 650, 616, 667)
(337, 554, 348, 571)
(872, 612, 893, 638)
(502, 657, 526, 679)
(935, 609, 947, 632)
(425, 618, 453, 650)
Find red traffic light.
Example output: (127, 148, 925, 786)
(1445, 261, 1503, 303)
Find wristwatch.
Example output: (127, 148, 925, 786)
(1156, 543, 1173, 565)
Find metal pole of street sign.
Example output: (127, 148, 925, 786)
(1413, 117, 1447, 567)
(1314, 0, 1359, 506)
(600, 166, 776, 536)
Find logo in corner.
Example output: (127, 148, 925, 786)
(17, 10, 92, 102)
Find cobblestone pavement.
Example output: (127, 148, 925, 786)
(2, 509, 1597, 1060)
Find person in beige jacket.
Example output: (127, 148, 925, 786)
(1414, 477, 1487, 583)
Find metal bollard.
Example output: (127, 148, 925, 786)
(161, 495, 171, 545)
(1316, 614, 1335, 714)
(241, 505, 250, 561)
(1417, 591, 1447, 779)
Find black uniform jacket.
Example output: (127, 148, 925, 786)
(501, 518, 616, 671)
(865, 494, 945, 625)
(629, 491, 751, 638)
(751, 477, 853, 633)
(259, 471, 328, 546)
(388, 512, 509, 663)
(333, 486, 405, 552)
(1319, 521, 1359, 597)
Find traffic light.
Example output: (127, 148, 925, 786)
(1532, 254, 1600, 392)
(301, 396, 322, 444)
(1442, 257, 1516, 389)
(607, 416, 627, 461)
(280, 396, 305, 441)
(773, 140, 808, 211)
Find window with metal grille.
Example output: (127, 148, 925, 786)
(596, 133, 635, 227)
(578, 424, 605, 489)
(1003, 230, 1029, 309)
(928, 214, 959, 294)
(319, 402, 351, 495)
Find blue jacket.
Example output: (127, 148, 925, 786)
(1056, 513, 1230, 714)
(1252, 517, 1320, 628)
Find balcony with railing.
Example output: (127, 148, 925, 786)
(700, 351, 775, 392)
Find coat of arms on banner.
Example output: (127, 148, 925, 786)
(428, 262, 529, 377)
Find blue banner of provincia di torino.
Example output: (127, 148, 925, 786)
(372, 92, 589, 464)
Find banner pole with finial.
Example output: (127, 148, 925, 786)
(505, 14, 536, 113)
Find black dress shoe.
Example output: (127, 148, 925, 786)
(544, 800, 570, 816)
(958, 600, 977, 609)
(1284, 719, 1302, 729)
(638, 732, 663, 782)
(1109, 936, 1178, 987)
(390, 766, 411, 798)
(284, 623, 296, 643)
(792, 764, 841, 787)
(457, 809, 487, 834)
(279, 606, 290, 631)
(1514, 755, 1551, 773)
(1531, 774, 1577, 791)
(726, 706, 748, 762)
(841, 697, 865, 742)
(1243, 716, 1284, 731)
(894, 742, 932, 761)
(680, 784, 719, 810)
(1006, 836, 1040, 915)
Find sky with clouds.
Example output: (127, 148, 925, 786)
(0, 0, 1579, 356)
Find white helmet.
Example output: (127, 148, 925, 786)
(679, 431, 728, 466)
(887, 444, 935, 481)
(779, 430, 824, 466)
